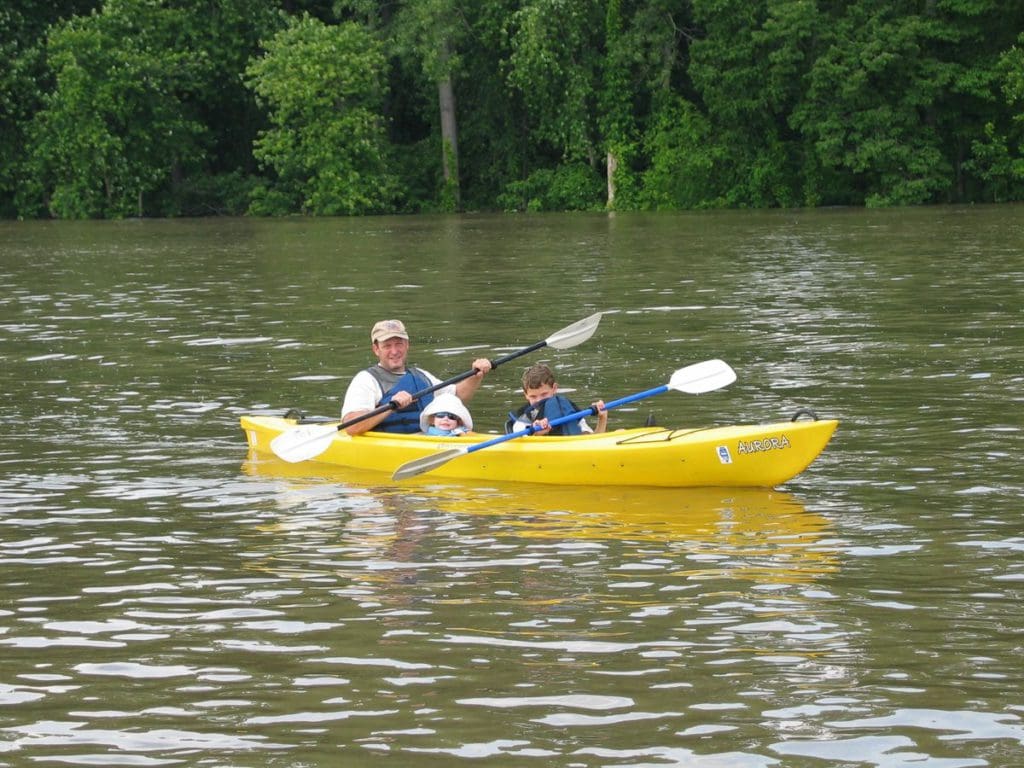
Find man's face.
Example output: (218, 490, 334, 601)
(374, 337, 409, 373)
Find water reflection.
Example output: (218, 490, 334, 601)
(227, 453, 870, 763)
(241, 451, 838, 584)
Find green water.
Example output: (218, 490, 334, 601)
(1, 208, 1022, 766)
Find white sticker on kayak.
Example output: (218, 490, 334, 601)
(716, 445, 732, 464)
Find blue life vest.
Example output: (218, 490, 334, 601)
(366, 366, 434, 433)
(505, 394, 584, 436)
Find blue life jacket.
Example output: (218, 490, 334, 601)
(366, 366, 434, 433)
(505, 394, 584, 436)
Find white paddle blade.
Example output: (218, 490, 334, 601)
(392, 447, 468, 481)
(545, 311, 603, 350)
(270, 423, 339, 463)
(669, 359, 737, 394)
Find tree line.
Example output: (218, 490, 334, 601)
(2, 0, 1023, 219)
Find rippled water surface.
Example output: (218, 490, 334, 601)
(2, 209, 1023, 766)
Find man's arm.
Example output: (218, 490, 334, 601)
(342, 406, 395, 436)
(341, 371, 392, 435)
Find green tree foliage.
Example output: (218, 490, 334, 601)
(689, 0, 821, 207)
(339, 0, 473, 212)
(496, 162, 605, 211)
(244, 14, 399, 215)
(599, 0, 639, 210)
(389, 0, 463, 210)
(0, 1, 101, 216)
(640, 93, 722, 209)
(19, 0, 212, 218)
(0, 7, 37, 217)
(602, 1, 702, 210)
(792, 0, 1024, 206)
(439, 0, 527, 210)
(506, 0, 604, 165)
(3, 0, 1024, 217)
(499, 0, 613, 211)
(167, 0, 280, 215)
(967, 34, 1024, 202)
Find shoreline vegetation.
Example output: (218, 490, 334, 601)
(3, 0, 1024, 220)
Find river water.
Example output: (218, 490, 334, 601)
(1, 208, 1022, 766)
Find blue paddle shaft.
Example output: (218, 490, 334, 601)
(465, 384, 670, 456)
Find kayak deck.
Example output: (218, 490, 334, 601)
(240, 414, 838, 488)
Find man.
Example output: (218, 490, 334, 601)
(341, 319, 492, 435)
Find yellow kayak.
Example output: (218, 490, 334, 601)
(240, 414, 838, 488)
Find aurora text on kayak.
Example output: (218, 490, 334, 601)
(737, 435, 792, 454)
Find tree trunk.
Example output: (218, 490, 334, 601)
(607, 151, 618, 208)
(438, 75, 461, 211)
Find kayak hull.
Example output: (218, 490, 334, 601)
(240, 415, 838, 488)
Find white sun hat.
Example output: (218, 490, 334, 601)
(419, 392, 473, 432)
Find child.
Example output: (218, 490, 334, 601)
(419, 393, 473, 436)
(505, 363, 607, 436)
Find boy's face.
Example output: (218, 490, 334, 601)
(523, 382, 557, 405)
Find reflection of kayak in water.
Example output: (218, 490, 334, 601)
(241, 451, 837, 583)
(240, 413, 838, 488)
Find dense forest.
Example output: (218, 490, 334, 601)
(2, 0, 1023, 219)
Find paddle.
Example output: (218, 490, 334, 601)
(391, 358, 737, 481)
(270, 312, 604, 463)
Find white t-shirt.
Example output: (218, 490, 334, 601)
(341, 367, 451, 418)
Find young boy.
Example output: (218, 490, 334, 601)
(505, 363, 607, 436)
